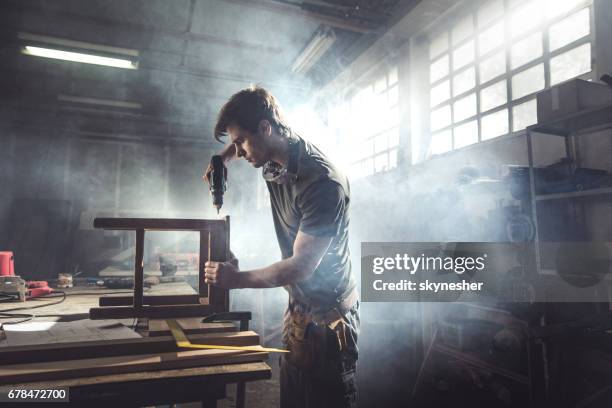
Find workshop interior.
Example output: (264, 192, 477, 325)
(1, 0, 612, 407)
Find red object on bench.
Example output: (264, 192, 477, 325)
(27, 281, 54, 298)
(0, 251, 15, 276)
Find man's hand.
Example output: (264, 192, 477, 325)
(204, 260, 240, 289)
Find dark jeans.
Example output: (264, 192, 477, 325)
(280, 302, 360, 408)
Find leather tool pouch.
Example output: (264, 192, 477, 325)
(286, 307, 351, 371)
(286, 310, 326, 371)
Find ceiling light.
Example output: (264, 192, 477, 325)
(22, 46, 137, 69)
(19, 32, 138, 70)
(292, 27, 336, 75)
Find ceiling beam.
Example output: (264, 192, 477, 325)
(0, 102, 219, 147)
(223, 0, 374, 33)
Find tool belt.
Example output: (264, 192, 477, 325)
(284, 287, 358, 371)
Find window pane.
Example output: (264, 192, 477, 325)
(388, 85, 399, 106)
(480, 80, 508, 112)
(545, 0, 585, 19)
(480, 51, 506, 84)
(374, 153, 389, 172)
(389, 149, 398, 168)
(431, 80, 451, 107)
(374, 76, 386, 93)
(510, 2, 543, 38)
(454, 120, 478, 148)
(452, 15, 474, 45)
(512, 64, 545, 99)
(453, 67, 476, 96)
(481, 108, 509, 140)
(375, 133, 388, 153)
(551, 43, 591, 85)
(512, 98, 538, 131)
(362, 158, 374, 177)
(388, 128, 400, 147)
(453, 40, 475, 71)
(478, 0, 504, 27)
(479, 21, 505, 56)
(511, 32, 543, 69)
(430, 32, 449, 59)
(430, 130, 452, 155)
(453, 93, 477, 122)
(431, 104, 451, 131)
(549, 8, 590, 52)
(388, 106, 399, 126)
(431, 55, 449, 83)
(388, 67, 399, 85)
(358, 138, 374, 159)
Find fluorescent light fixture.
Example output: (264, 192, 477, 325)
(18, 32, 139, 69)
(292, 27, 336, 75)
(22, 46, 137, 69)
(58, 94, 142, 110)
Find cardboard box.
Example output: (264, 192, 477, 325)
(537, 79, 612, 125)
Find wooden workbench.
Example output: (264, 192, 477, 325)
(0, 281, 197, 320)
(0, 362, 271, 407)
(0, 283, 272, 407)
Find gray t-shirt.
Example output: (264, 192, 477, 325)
(266, 135, 354, 310)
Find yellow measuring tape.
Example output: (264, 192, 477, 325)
(166, 319, 289, 353)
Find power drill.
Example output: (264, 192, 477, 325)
(209, 155, 227, 214)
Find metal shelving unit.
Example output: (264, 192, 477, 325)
(525, 101, 612, 274)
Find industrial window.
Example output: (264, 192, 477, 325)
(427, 0, 594, 157)
(330, 67, 400, 179)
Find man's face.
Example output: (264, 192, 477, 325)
(227, 123, 270, 168)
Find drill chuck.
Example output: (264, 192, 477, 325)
(210, 155, 226, 213)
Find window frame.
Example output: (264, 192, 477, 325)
(427, 0, 595, 154)
(348, 66, 400, 178)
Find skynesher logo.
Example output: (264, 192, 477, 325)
(372, 253, 487, 275)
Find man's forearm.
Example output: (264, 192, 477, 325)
(236, 257, 312, 289)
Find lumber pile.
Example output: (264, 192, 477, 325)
(0, 320, 268, 385)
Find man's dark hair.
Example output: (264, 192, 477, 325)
(213, 85, 291, 142)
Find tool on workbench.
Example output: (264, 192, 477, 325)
(26, 281, 53, 298)
(0, 253, 53, 300)
(57, 273, 73, 288)
(209, 155, 227, 214)
(0, 275, 26, 301)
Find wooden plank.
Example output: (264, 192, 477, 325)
(94, 218, 226, 231)
(0, 348, 268, 385)
(208, 217, 229, 308)
(200, 229, 210, 298)
(0, 331, 259, 365)
(147, 319, 235, 337)
(134, 228, 145, 310)
(89, 303, 226, 319)
(99, 294, 201, 306)
(1, 361, 271, 390)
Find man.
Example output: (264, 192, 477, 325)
(204, 85, 359, 408)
